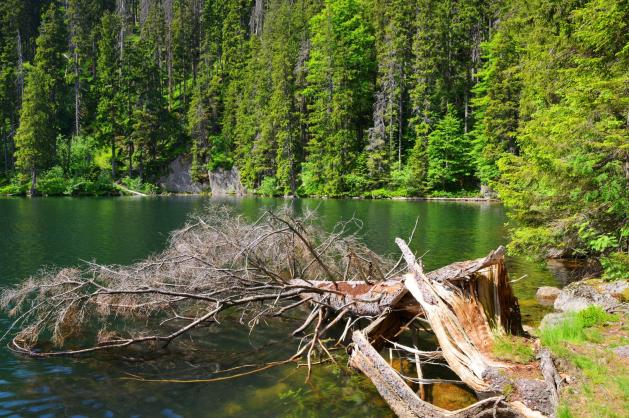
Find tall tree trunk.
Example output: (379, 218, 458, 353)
(111, 138, 117, 179)
(29, 168, 37, 196)
(16, 30, 24, 103)
(165, 0, 173, 109)
(128, 142, 133, 177)
(398, 89, 403, 166)
(2, 132, 8, 174)
(139, 150, 144, 180)
(74, 47, 80, 136)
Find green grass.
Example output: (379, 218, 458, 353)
(492, 334, 535, 364)
(540, 306, 627, 417)
(540, 305, 618, 349)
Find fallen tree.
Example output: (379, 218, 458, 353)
(0, 207, 561, 417)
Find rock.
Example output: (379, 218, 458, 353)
(613, 345, 629, 358)
(513, 378, 554, 417)
(553, 280, 623, 313)
(602, 281, 629, 301)
(480, 184, 498, 199)
(159, 155, 208, 193)
(540, 312, 569, 329)
(522, 325, 535, 334)
(536, 286, 561, 306)
(208, 166, 247, 196)
(546, 248, 568, 259)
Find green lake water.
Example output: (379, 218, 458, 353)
(0, 196, 563, 417)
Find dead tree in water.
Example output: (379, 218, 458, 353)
(0, 207, 560, 417)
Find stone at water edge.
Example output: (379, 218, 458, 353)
(539, 312, 569, 329)
(553, 280, 625, 313)
(536, 286, 561, 306)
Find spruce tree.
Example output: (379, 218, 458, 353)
(14, 3, 67, 194)
(303, 0, 375, 196)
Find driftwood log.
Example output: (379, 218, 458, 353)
(0, 209, 561, 417)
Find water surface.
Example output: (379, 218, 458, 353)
(0, 196, 560, 417)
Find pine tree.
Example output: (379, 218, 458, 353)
(14, 3, 67, 194)
(303, 0, 375, 196)
(366, 0, 414, 187)
(426, 106, 473, 191)
(495, 0, 629, 262)
(95, 11, 122, 179)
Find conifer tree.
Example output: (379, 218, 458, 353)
(303, 0, 375, 196)
(14, 3, 67, 194)
(426, 106, 473, 191)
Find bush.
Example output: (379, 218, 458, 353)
(344, 173, 369, 196)
(0, 176, 27, 195)
(38, 167, 70, 196)
(67, 172, 116, 196)
(507, 226, 558, 258)
(121, 176, 159, 195)
(206, 135, 234, 171)
(257, 176, 280, 196)
(600, 252, 629, 282)
(0, 183, 24, 195)
(297, 162, 322, 196)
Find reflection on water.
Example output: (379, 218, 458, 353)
(0, 196, 564, 417)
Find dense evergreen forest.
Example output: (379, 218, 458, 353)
(0, 0, 627, 272)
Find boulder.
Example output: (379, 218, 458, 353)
(536, 286, 561, 306)
(159, 155, 208, 193)
(480, 184, 498, 199)
(553, 280, 625, 313)
(540, 312, 569, 329)
(208, 166, 247, 196)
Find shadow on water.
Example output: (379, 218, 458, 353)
(0, 196, 568, 417)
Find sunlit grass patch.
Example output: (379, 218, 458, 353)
(492, 333, 535, 364)
(540, 305, 618, 349)
(541, 308, 628, 417)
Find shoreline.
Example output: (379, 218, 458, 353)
(0, 192, 501, 203)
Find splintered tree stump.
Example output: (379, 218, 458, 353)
(347, 241, 561, 418)
(350, 331, 520, 418)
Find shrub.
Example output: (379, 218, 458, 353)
(344, 173, 369, 196)
(38, 167, 70, 196)
(600, 252, 629, 282)
(121, 176, 159, 195)
(257, 176, 280, 197)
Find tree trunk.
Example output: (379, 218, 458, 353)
(111, 139, 116, 179)
(29, 168, 37, 196)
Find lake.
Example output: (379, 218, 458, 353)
(0, 196, 561, 417)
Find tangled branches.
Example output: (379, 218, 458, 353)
(1, 206, 394, 359)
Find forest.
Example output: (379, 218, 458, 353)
(0, 0, 627, 274)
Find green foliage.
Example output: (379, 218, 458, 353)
(38, 166, 70, 195)
(303, 0, 376, 196)
(601, 252, 629, 282)
(427, 107, 474, 191)
(0, 0, 626, 279)
(207, 135, 234, 171)
(257, 176, 280, 197)
(120, 176, 159, 195)
(493, 0, 629, 260)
